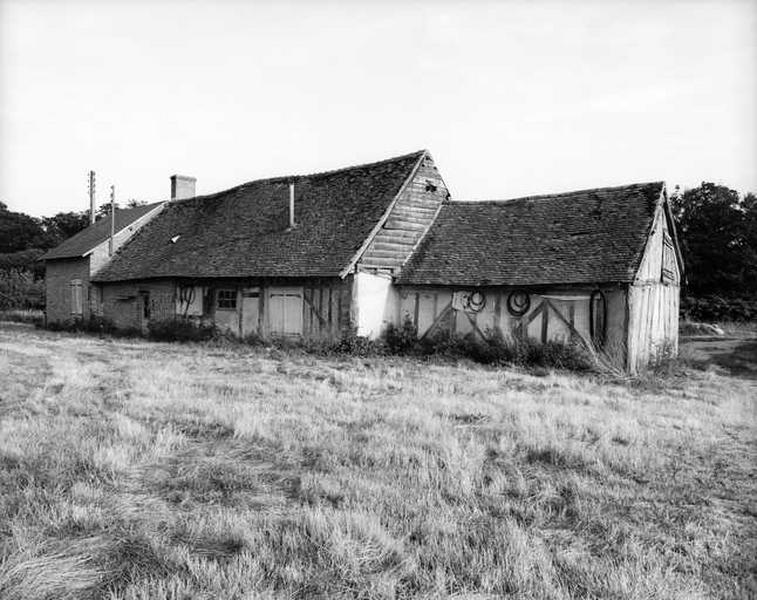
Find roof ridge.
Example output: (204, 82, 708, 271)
(452, 181, 664, 205)
(112, 200, 164, 212)
(168, 149, 429, 206)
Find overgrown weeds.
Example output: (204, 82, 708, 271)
(147, 318, 215, 342)
(46, 313, 594, 372)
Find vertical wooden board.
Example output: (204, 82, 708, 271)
(626, 287, 636, 371)
(417, 293, 436, 337)
(336, 286, 343, 335)
(635, 287, 646, 364)
(541, 305, 549, 343)
(654, 285, 663, 351)
(327, 285, 333, 337)
(494, 293, 502, 334)
(303, 287, 310, 336)
(413, 292, 420, 330)
(317, 287, 324, 337)
(331, 286, 339, 339)
(644, 286, 654, 361)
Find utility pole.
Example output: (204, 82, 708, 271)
(109, 185, 115, 256)
(88, 171, 96, 224)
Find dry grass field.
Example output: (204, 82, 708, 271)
(0, 324, 755, 599)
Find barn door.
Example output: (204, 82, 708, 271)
(241, 288, 260, 336)
(268, 287, 303, 336)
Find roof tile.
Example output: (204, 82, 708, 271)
(396, 182, 664, 286)
(92, 151, 425, 282)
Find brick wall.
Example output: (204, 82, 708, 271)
(45, 258, 91, 324)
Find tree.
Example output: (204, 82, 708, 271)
(96, 202, 121, 221)
(670, 182, 756, 296)
(0, 204, 47, 253)
(41, 211, 90, 247)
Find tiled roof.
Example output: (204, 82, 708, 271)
(92, 151, 425, 282)
(42, 203, 163, 260)
(396, 182, 665, 286)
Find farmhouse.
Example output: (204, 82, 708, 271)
(43, 150, 683, 371)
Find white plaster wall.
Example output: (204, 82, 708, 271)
(353, 272, 397, 338)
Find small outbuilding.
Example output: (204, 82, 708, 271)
(43, 150, 683, 372)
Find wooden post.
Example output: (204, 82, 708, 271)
(289, 182, 295, 229)
(109, 185, 115, 256)
(89, 171, 96, 224)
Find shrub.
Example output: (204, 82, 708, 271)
(44, 315, 135, 336)
(384, 315, 418, 354)
(147, 318, 215, 342)
(330, 327, 386, 357)
(0, 268, 44, 310)
(681, 295, 757, 322)
(0, 308, 44, 326)
(397, 326, 593, 371)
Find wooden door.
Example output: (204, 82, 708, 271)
(241, 288, 260, 336)
(268, 287, 303, 336)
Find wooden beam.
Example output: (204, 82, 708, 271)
(541, 303, 549, 343)
(543, 298, 597, 357)
(413, 292, 420, 330)
(420, 301, 453, 341)
(303, 295, 327, 327)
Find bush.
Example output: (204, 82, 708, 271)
(384, 315, 418, 354)
(44, 315, 136, 336)
(147, 318, 215, 342)
(0, 308, 44, 326)
(681, 295, 757, 322)
(392, 325, 593, 371)
(0, 268, 44, 310)
(330, 327, 386, 357)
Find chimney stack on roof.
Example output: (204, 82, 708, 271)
(170, 175, 196, 200)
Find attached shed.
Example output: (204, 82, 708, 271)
(395, 182, 684, 372)
(41, 202, 164, 324)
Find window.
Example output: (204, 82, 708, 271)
(70, 280, 83, 316)
(217, 289, 237, 310)
(662, 232, 678, 283)
(140, 291, 151, 320)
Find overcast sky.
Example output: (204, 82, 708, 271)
(1, 0, 755, 217)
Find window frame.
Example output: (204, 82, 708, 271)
(216, 289, 238, 310)
(70, 279, 83, 317)
(661, 232, 677, 284)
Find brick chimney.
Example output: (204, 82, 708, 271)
(170, 175, 196, 200)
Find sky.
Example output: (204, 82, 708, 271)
(1, 0, 755, 217)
